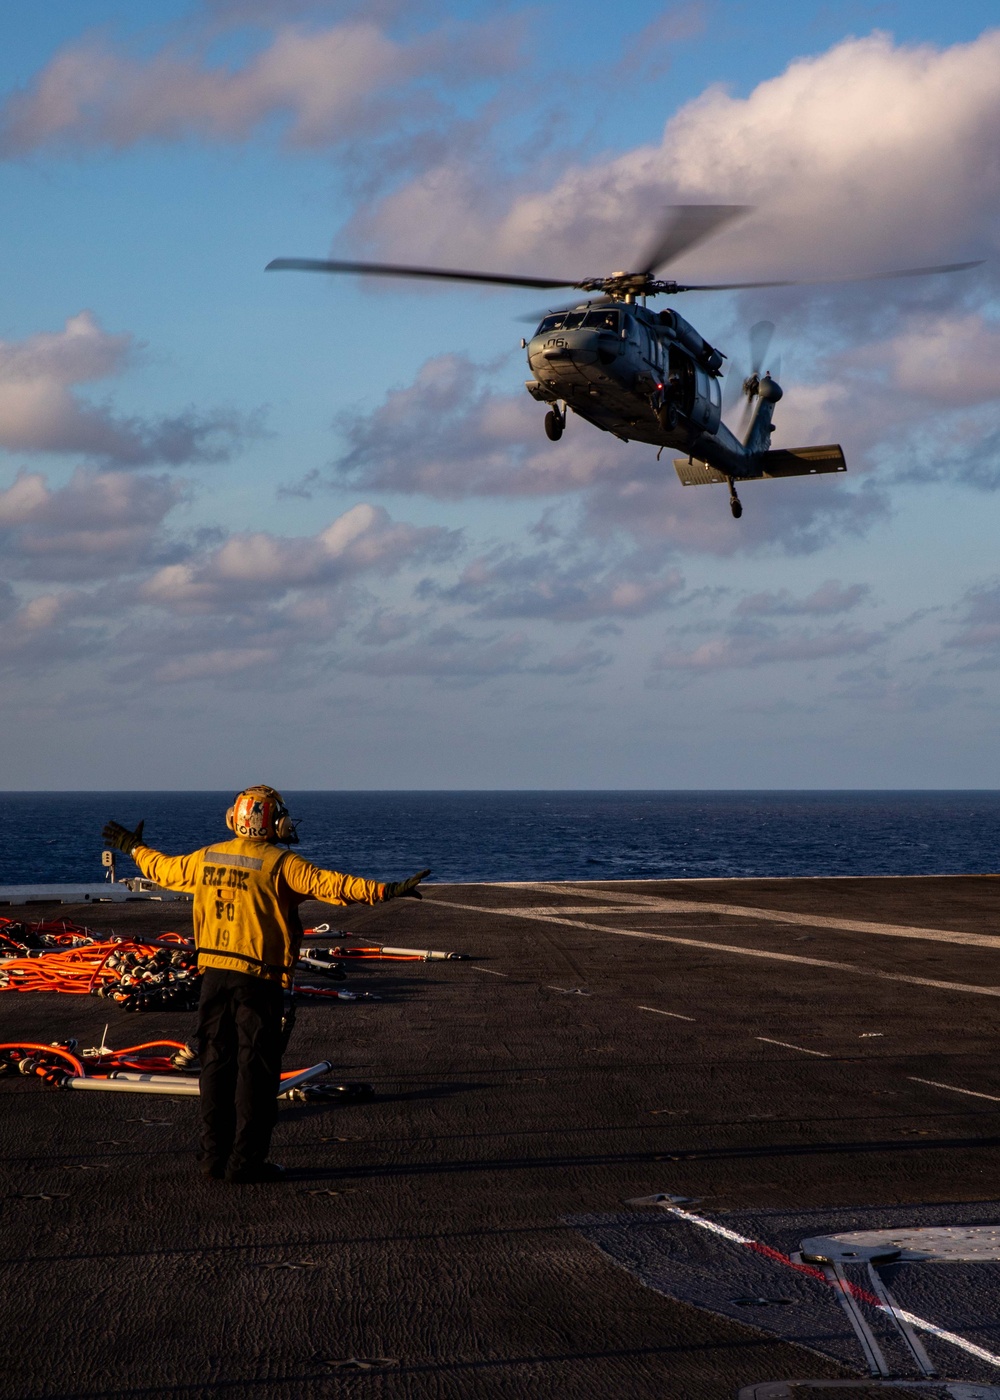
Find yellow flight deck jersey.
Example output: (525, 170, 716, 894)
(132, 838, 387, 988)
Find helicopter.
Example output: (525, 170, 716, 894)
(267, 206, 980, 519)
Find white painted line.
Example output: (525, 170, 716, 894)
(436, 898, 1000, 1001)
(637, 1006, 696, 1022)
(908, 1076, 1000, 1104)
(664, 1205, 1000, 1370)
(502, 905, 649, 915)
(470, 966, 509, 977)
(527, 882, 1000, 952)
(756, 1036, 830, 1058)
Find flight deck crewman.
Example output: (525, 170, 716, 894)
(102, 786, 429, 1184)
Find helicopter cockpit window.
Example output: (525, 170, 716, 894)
(537, 314, 567, 332)
(561, 312, 586, 328)
(582, 308, 620, 331)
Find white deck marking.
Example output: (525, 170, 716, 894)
(756, 1036, 830, 1058)
(431, 898, 1000, 1000)
(503, 905, 661, 915)
(637, 1006, 696, 1021)
(470, 966, 509, 977)
(908, 1076, 1000, 1104)
(664, 1206, 1000, 1370)
(522, 882, 1000, 953)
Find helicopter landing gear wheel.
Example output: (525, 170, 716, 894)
(544, 408, 564, 442)
(727, 479, 743, 519)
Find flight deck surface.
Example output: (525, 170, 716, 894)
(3, 876, 1000, 1399)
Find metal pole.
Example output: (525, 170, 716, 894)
(277, 1061, 333, 1096)
(107, 1072, 201, 1087)
(63, 1077, 200, 1096)
(63, 1061, 333, 1097)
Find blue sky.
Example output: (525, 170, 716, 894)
(2, 0, 1000, 789)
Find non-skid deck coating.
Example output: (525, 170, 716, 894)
(4, 875, 1000, 1399)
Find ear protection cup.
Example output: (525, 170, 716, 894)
(225, 806, 236, 832)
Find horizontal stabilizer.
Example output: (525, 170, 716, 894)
(674, 444, 847, 486)
(757, 444, 847, 477)
(673, 458, 730, 486)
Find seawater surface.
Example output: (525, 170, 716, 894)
(3, 791, 1000, 886)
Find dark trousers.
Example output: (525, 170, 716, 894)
(196, 968, 284, 1170)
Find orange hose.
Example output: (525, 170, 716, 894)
(0, 1042, 85, 1076)
(107, 1040, 188, 1055)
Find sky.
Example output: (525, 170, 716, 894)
(2, 0, 1000, 789)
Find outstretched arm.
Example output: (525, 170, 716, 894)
(102, 819, 200, 893)
(280, 853, 430, 905)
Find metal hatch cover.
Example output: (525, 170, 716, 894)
(801, 1227, 1000, 1265)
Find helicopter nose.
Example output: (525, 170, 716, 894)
(538, 330, 600, 363)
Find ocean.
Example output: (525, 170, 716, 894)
(3, 791, 1000, 887)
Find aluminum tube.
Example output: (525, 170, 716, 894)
(107, 1072, 201, 1087)
(376, 945, 459, 960)
(63, 1077, 200, 1096)
(277, 1061, 333, 1096)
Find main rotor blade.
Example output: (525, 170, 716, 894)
(749, 320, 775, 376)
(721, 363, 744, 414)
(266, 257, 574, 291)
(674, 259, 983, 292)
(636, 204, 750, 276)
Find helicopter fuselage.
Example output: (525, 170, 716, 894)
(525, 301, 760, 477)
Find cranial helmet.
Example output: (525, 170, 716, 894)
(225, 785, 298, 843)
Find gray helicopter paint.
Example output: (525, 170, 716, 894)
(523, 299, 801, 489)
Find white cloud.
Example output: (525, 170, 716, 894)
(0, 312, 255, 465)
(142, 502, 457, 613)
(355, 29, 1000, 283)
(0, 19, 520, 157)
(424, 542, 686, 621)
(336, 354, 617, 499)
(0, 468, 184, 580)
(334, 353, 891, 555)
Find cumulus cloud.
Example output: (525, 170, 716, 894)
(0, 468, 184, 581)
(334, 353, 891, 555)
(353, 29, 1000, 286)
(0, 312, 256, 466)
(0, 18, 520, 158)
(422, 542, 685, 622)
(328, 28, 1000, 554)
(336, 354, 618, 499)
(0, 460, 465, 687)
(141, 502, 457, 614)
